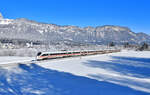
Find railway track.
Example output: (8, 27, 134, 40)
(0, 49, 121, 67)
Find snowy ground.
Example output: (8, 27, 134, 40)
(0, 50, 150, 95)
(0, 56, 34, 65)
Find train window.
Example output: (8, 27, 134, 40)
(56, 53, 61, 55)
(50, 53, 58, 55)
(42, 54, 48, 56)
(50, 53, 59, 55)
(37, 52, 42, 56)
(61, 53, 66, 55)
(73, 52, 80, 53)
(59, 53, 65, 55)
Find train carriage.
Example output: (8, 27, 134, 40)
(36, 51, 82, 60)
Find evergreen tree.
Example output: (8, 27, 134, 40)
(109, 42, 115, 47)
(124, 42, 129, 48)
(139, 43, 149, 51)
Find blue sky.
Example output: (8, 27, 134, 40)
(0, 0, 150, 34)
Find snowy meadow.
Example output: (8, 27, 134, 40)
(0, 50, 150, 95)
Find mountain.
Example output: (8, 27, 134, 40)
(0, 12, 3, 19)
(0, 17, 150, 45)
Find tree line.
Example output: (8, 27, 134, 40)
(108, 42, 149, 51)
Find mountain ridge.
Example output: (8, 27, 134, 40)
(0, 17, 150, 45)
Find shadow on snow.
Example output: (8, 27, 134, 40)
(111, 56, 150, 63)
(83, 56, 150, 94)
(84, 56, 150, 78)
(0, 63, 149, 95)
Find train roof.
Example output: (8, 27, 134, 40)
(40, 50, 84, 55)
(40, 50, 105, 55)
(41, 51, 66, 54)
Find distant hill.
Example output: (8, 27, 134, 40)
(0, 17, 150, 45)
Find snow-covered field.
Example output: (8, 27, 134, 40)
(0, 50, 150, 95)
(0, 56, 34, 64)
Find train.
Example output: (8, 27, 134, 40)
(36, 50, 120, 60)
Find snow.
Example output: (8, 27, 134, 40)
(38, 30, 44, 34)
(0, 56, 33, 65)
(36, 51, 150, 93)
(0, 50, 150, 95)
(0, 19, 13, 24)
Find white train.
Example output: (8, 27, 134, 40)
(37, 51, 84, 60)
(36, 50, 120, 60)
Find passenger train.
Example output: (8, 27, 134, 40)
(36, 50, 120, 60)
